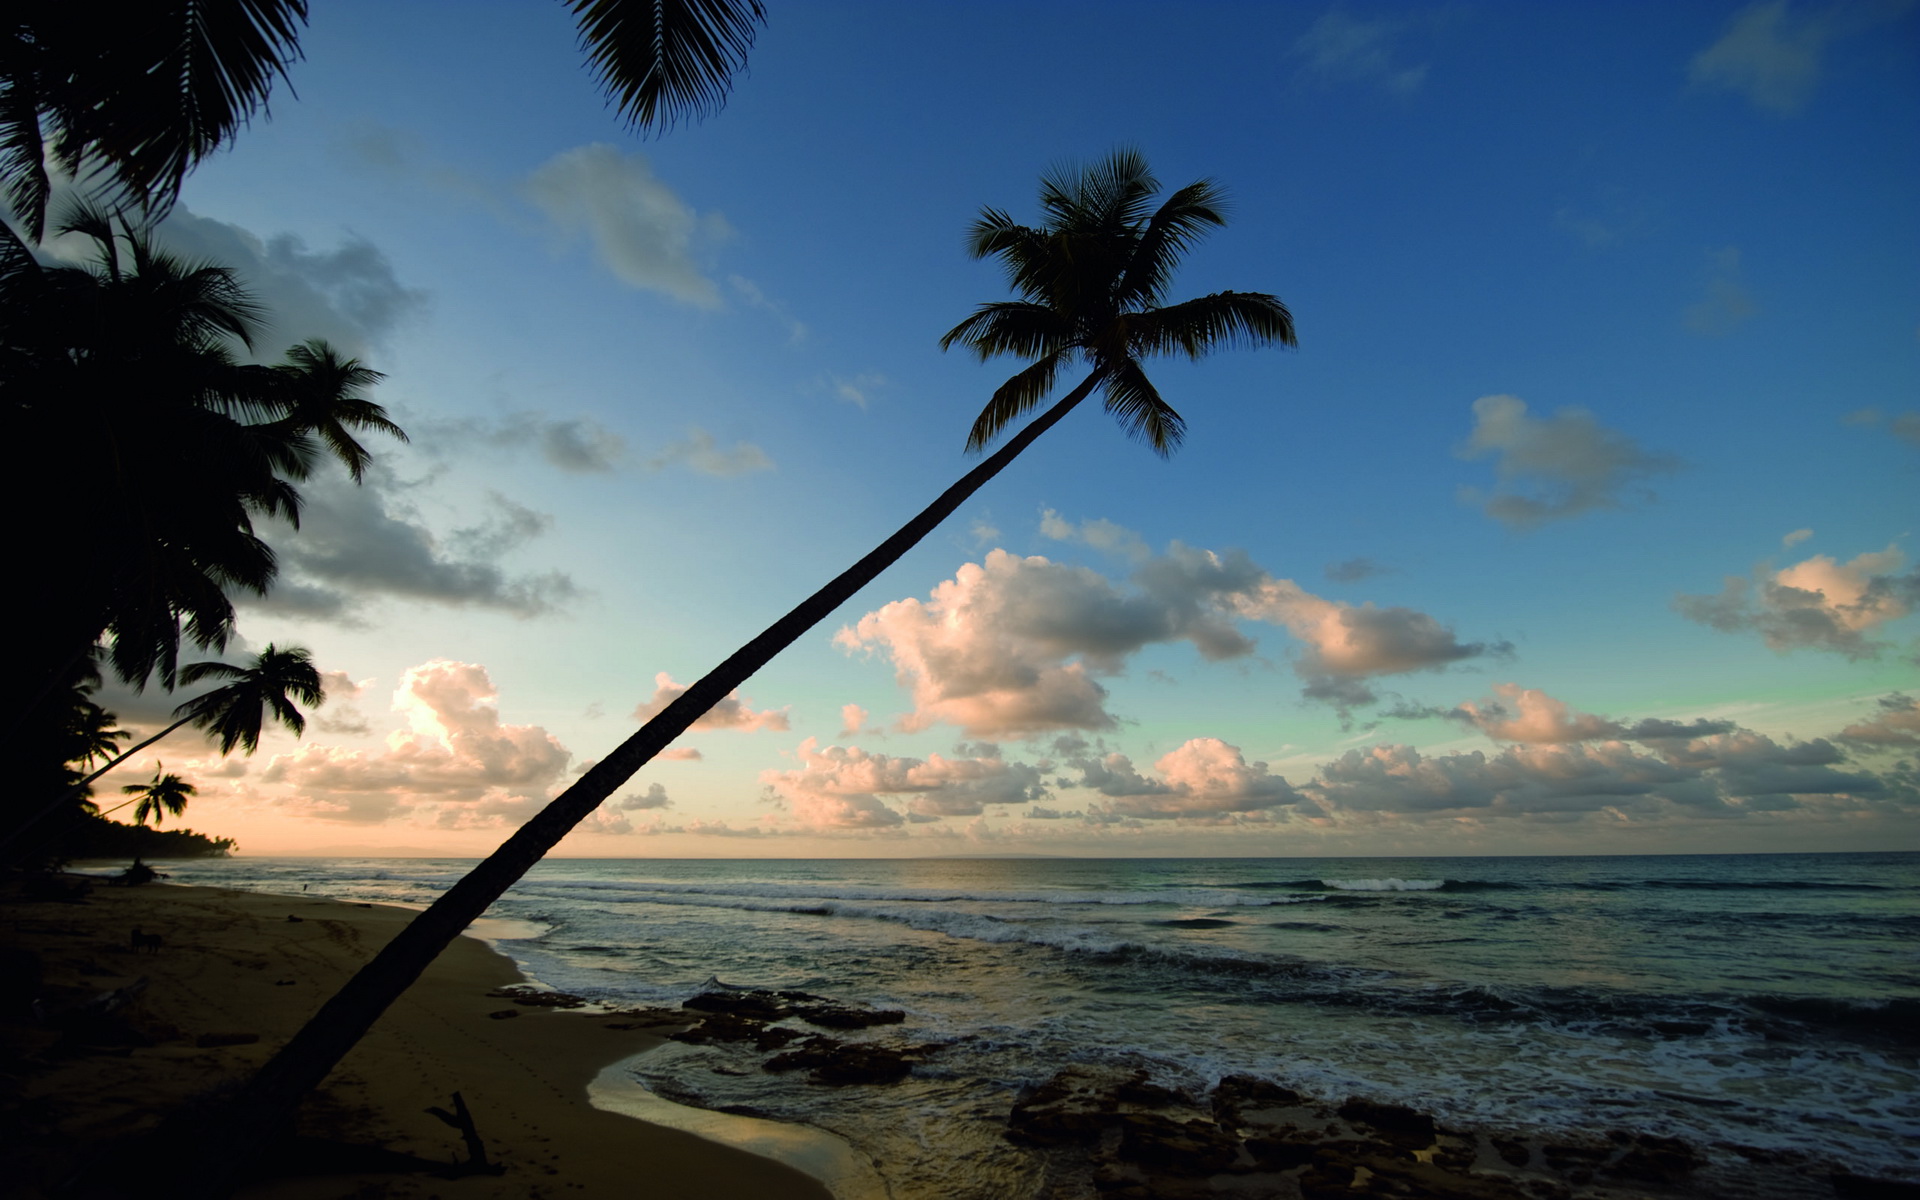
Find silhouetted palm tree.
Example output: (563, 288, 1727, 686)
(1, 0, 765, 244)
(122, 766, 197, 828)
(75, 644, 324, 793)
(268, 340, 406, 482)
(171, 150, 1294, 1194)
(0, 646, 323, 861)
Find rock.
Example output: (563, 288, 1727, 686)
(1337, 1096, 1436, 1147)
(1115, 1068, 1187, 1108)
(1006, 1068, 1121, 1147)
(1210, 1073, 1306, 1128)
(1491, 1136, 1530, 1167)
(1111, 1111, 1241, 1175)
(487, 986, 587, 1008)
(1602, 1132, 1698, 1183)
(486, 1009, 520, 1020)
(1830, 1171, 1920, 1199)
(763, 1035, 920, 1085)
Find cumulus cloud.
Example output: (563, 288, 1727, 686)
(525, 144, 729, 306)
(147, 207, 426, 359)
(251, 471, 578, 622)
(838, 704, 873, 740)
(1675, 544, 1918, 659)
(1064, 738, 1299, 819)
(577, 782, 672, 835)
(839, 541, 1495, 734)
(1292, 10, 1428, 93)
(642, 428, 773, 476)
(1838, 694, 1920, 750)
(632, 673, 790, 732)
(1683, 246, 1758, 336)
(762, 738, 1045, 829)
(261, 660, 571, 825)
(1457, 394, 1679, 528)
(1458, 684, 1623, 744)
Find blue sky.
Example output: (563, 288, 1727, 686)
(81, 0, 1919, 856)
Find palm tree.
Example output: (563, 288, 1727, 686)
(162, 151, 1294, 1193)
(1, 0, 765, 245)
(122, 766, 197, 828)
(0, 646, 323, 860)
(267, 340, 407, 482)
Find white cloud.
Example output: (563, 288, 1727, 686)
(1040, 509, 1151, 564)
(1675, 544, 1918, 659)
(260, 660, 572, 825)
(1783, 528, 1813, 548)
(838, 704, 872, 739)
(1459, 684, 1623, 744)
(632, 672, 790, 733)
(1838, 694, 1920, 750)
(1065, 738, 1299, 820)
(1457, 394, 1678, 528)
(1292, 10, 1428, 93)
(820, 371, 885, 409)
(761, 738, 1045, 829)
(525, 143, 729, 306)
(642, 427, 773, 476)
(838, 540, 1497, 733)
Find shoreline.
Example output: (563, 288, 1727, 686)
(0, 871, 835, 1199)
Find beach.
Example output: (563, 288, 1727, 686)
(0, 873, 832, 1200)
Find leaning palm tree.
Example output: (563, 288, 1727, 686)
(0, 646, 323, 859)
(166, 150, 1294, 1193)
(122, 766, 197, 829)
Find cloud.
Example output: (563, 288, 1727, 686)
(1688, 0, 1832, 115)
(632, 673, 790, 732)
(1783, 528, 1813, 548)
(1292, 10, 1428, 93)
(1844, 408, 1920, 448)
(1457, 394, 1679, 528)
(1458, 684, 1624, 744)
(1675, 545, 1918, 659)
(250, 471, 578, 622)
(260, 660, 572, 825)
(577, 782, 672, 835)
(1325, 557, 1388, 584)
(141, 208, 427, 361)
(1063, 738, 1300, 819)
(525, 144, 729, 306)
(1838, 694, 1920, 750)
(1040, 509, 1151, 564)
(642, 427, 773, 476)
(761, 738, 1046, 828)
(819, 371, 886, 410)
(1683, 246, 1758, 336)
(838, 540, 1496, 734)
(728, 275, 807, 343)
(838, 704, 872, 739)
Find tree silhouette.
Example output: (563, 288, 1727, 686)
(166, 150, 1294, 1193)
(123, 766, 197, 829)
(1, 0, 765, 243)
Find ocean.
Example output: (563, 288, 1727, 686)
(155, 853, 1919, 1197)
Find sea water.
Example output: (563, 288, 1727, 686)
(159, 853, 1919, 1196)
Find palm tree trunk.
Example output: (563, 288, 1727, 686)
(170, 371, 1107, 1194)
(0, 715, 195, 864)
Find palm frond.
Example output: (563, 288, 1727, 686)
(1100, 359, 1185, 456)
(939, 301, 1073, 361)
(568, 0, 765, 131)
(0, 43, 53, 243)
(966, 350, 1071, 453)
(1126, 290, 1297, 360)
(1115, 178, 1228, 307)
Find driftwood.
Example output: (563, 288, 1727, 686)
(424, 1091, 504, 1176)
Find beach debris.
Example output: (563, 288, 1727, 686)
(424, 1090, 505, 1176)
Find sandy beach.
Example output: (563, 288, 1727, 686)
(0, 872, 833, 1200)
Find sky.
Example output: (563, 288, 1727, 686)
(73, 0, 1920, 858)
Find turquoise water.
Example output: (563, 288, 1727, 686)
(162, 853, 1920, 1195)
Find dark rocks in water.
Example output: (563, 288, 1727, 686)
(1831, 1171, 1920, 1199)
(1337, 1096, 1436, 1147)
(1005, 1068, 1122, 1147)
(486, 986, 587, 1009)
(1491, 1136, 1530, 1167)
(672, 1011, 804, 1052)
(1115, 1068, 1188, 1108)
(1601, 1132, 1698, 1183)
(1210, 1073, 1305, 1127)
(682, 986, 904, 1030)
(1110, 1111, 1242, 1175)
(763, 1034, 922, 1085)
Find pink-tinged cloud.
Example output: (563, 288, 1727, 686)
(576, 782, 672, 835)
(1460, 684, 1623, 743)
(632, 672, 790, 732)
(260, 659, 571, 826)
(761, 738, 1046, 829)
(1838, 694, 1920, 751)
(838, 704, 871, 739)
(658, 747, 704, 761)
(1066, 738, 1299, 819)
(838, 542, 1496, 734)
(1676, 545, 1918, 659)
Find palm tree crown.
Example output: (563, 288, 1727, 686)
(941, 149, 1296, 455)
(175, 643, 325, 755)
(123, 767, 197, 828)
